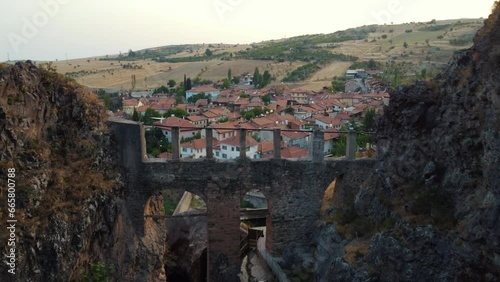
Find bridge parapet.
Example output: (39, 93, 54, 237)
(109, 116, 375, 162)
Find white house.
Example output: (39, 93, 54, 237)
(186, 85, 221, 101)
(313, 115, 343, 130)
(180, 138, 208, 159)
(214, 135, 259, 160)
(153, 116, 199, 142)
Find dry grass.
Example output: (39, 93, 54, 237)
(47, 19, 483, 91)
(321, 179, 337, 215)
(311, 61, 352, 81)
(344, 240, 370, 267)
(50, 57, 303, 90)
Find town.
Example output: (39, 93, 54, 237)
(108, 68, 389, 160)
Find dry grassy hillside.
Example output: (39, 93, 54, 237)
(48, 18, 484, 91)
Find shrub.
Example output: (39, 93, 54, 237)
(80, 262, 114, 282)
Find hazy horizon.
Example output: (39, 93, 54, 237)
(1, 0, 496, 61)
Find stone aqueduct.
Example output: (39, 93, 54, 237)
(109, 118, 376, 281)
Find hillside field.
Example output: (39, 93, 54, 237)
(46, 18, 484, 91)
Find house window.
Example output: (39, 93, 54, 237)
(182, 148, 187, 152)
(222, 153, 227, 159)
(216, 151, 220, 157)
(236, 147, 240, 152)
(246, 147, 250, 152)
(231, 147, 235, 151)
(222, 145, 227, 150)
(192, 132, 195, 135)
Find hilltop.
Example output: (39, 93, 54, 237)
(46, 18, 484, 91)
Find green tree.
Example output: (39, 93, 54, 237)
(253, 67, 260, 87)
(131, 74, 136, 89)
(187, 92, 212, 104)
(205, 49, 213, 56)
(221, 78, 231, 89)
(153, 85, 169, 94)
(128, 49, 136, 57)
(132, 108, 139, 121)
(141, 108, 162, 125)
(367, 59, 377, 69)
(186, 78, 192, 90)
(167, 79, 176, 88)
(145, 127, 170, 157)
(363, 108, 376, 131)
(227, 68, 232, 81)
(331, 78, 345, 92)
(403, 41, 408, 48)
(164, 108, 188, 118)
(231, 76, 240, 85)
(262, 94, 271, 105)
(103, 94, 111, 110)
(261, 70, 272, 88)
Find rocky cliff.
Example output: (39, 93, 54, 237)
(0, 62, 166, 281)
(318, 3, 500, 281)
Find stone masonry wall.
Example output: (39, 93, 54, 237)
(108, 119, 376, 280)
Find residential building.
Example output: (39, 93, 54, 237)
(153, 116, 199, 142)
(186, 115, 209, 127)
(214, 134, 259, 160)
(180, 138, 214, 159)
(258, 141, 275, 159)
(313, 115, 343, 130)
(282, 131, 310, 148)
(186, 85, 220, 101)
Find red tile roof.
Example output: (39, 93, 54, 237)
(219, 135, 259, 147)
(282, 131, 310, 140)
(154, 116, 195, 128)
(188, 85, 219, 93)
(258, 141, 275, 153)
(186, 115, 208, 122)
(281, 146, 309, 159)
(181, 138, 207, 150)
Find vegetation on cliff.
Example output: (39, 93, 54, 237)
(0, 61, 120, 281)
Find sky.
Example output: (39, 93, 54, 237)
(0, 0, 496, 61)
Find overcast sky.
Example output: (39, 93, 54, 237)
(0, 0, 496, 61)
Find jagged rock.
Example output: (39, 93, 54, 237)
(0, 62, 166, 282)
(315, 4, 500, 281)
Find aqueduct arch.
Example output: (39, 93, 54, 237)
(109, 118, 376, 281)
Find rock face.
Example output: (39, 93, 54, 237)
(0, 62, 166, 282)
(317, 4, 500, 281)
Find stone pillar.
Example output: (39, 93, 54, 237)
(172, 126, 180, 160)
(346, 128, 356, 160)
(273, 129, 281, 159)
(207, 180, 241, 282)
(140, 123, 147, 161)
(239, 128, 247, 159)
(206, 128, 213, 159)
(312, 129, 325, 162)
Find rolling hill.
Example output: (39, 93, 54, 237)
(46, 18, 484, 91)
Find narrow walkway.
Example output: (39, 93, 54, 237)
(240, 249, 275, 282)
